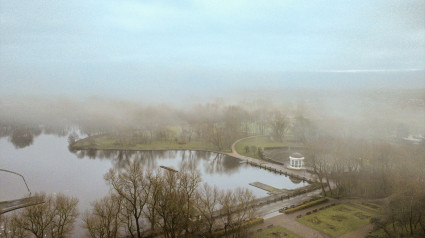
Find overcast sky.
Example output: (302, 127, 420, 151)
(1, 0, 424, 100)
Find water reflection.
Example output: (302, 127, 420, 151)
(71, 149, 240, 175)
(1, 131, 306, 210)
(0, 123, 71, 149)
(9, 127, 42, 149)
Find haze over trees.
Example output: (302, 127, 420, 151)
(1, 88, 424, 237)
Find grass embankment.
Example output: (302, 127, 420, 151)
(249, 226, 302, 238)
(72, 134, 232, 153)
(297, 204, 377, 237)
(235, 136, 303, 159)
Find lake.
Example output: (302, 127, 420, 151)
(0, 132, 306, 219)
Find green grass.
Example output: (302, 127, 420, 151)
(235, 136, 303, 159)
(249, 226, 302, 238)
(297, 204, 377, 237)
(72, 134, 232, 152)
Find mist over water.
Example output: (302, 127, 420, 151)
(1, 0, 425, 236)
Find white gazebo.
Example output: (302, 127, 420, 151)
(288, 152, 305, 170)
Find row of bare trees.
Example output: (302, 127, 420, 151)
(83, 159, 256, 238)
(0, 160, 256, 238)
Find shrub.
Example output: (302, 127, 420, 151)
(283, 198, 329, 214)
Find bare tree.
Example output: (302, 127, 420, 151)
(178, 162, 202, 237)
(144, 170, 164, 235)
(219, 188, 256, 237)
(195, 183, 221, 238)
(155, 170, 186, 238)
(270, 111, 289, 142)
(83, 193, 122, 238)
(11, 193, 79, 238)
(104, 159, 150, 238)
(0, 214, 29, 238)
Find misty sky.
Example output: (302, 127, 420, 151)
(1, 0, 424, 100)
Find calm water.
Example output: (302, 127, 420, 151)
(0, 133, 306, 214)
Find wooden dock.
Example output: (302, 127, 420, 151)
(249, 182, 288, 195)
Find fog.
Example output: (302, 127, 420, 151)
(1, 86, 424, 142)
(1, 0, 425, 236)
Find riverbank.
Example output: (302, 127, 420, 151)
(71, 134, 232, 153)
(234, 136, 305, 160)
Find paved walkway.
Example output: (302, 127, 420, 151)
(227, 136, 316, 182)
(250, 199, 337, 238)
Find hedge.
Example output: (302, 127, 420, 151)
(282, 198, 328, 214)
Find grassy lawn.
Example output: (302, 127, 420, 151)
(249, 226, 302, 238)
(72, 134, 232, 152)
(235, 136, 303, 159)
(297, 204, 377, 237)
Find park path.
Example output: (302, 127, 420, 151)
(227, 136, 316, 181)
(251, 198, 384, 238)
(249, 199, 337, 238)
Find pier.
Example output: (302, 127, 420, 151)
(249, 182, 288, 195)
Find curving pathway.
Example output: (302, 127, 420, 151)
(227, 136, 316, 182)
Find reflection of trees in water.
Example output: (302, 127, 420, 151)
(43, 125, 70, 137)
(108, 150, 175, 169)
(0, 124, 13, 138)
(69, 149, 242, 175)
(0, 122, 74, 148)
(202, 154, 240, 175)
(9, 127, 42, 149)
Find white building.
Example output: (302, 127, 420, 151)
(288, 152, 305, 170)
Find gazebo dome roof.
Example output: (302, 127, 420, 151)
(290, 152, 304, 159)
